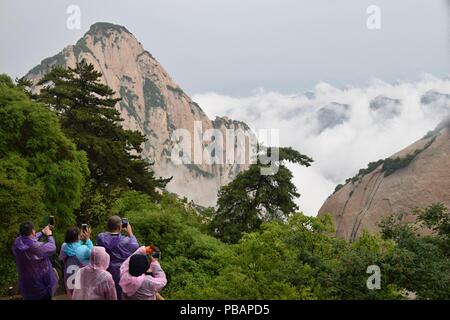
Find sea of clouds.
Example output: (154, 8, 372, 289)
(193, 74, 450, 216)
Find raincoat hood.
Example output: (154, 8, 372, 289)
(119, 247, 147, 297)
(72, 247, 117, 300)
(90, 246, 110, 270)
(63, 242, 80, 256)
(76, 245, 92, 266)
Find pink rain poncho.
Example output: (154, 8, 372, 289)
(71, 246, 117, 300)
(96, 232, 139, 298)
(12, 232, 57, 300)
(119, 246, 167, 300)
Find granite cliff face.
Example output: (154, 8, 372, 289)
(25, 22, 252, 206)
(318, 120, 450, 240)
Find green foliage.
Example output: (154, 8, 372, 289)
(383, 138, 435, 177)
(333, 184, 344, 193)
(166, 85, 184, 96)
(0, 75, 88, 295)
(383, 154, 418, 177)
(418, 203, 450, 241)
(37, 60, 170, 200)
(144, 78, 165, 109)
(27, 52, 66, 76)
(422, 129, 439, 139)
(338, 136, 436, 189)
(111, 191, 230, 298)
(119, 86, 140, 122)
(73, 37, 94, 58)
(210, 146, 313, 243)
(343, 159, 384, 186)
(330, 232, 403, 299)
(176, 213, 403, 299)
(87, 22, 130, 37)
(75, 179, 123, 227)
(2, 64, 449, 300)
(186, 163, 214, 178)
(94, 192, 450, 300)
(379, 204, 450, 299)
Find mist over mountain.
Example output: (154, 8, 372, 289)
(21, 22, 450, 216)
(194, 76, 450, 215)
(25, 22, 253, 206)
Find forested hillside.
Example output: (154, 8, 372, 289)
(1, 66, 449, 299)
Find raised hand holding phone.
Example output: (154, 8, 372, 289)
(145, 245, 155, 255)
(125, 220, 133, 237)
(48, 215, 55, 229)
(121, 218, 128, 229)
(80, 224, 91, 240)
(145, 245, 160, 262)
(42, 225, 52, 236)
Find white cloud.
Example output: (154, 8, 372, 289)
(193, 75, 450, 216)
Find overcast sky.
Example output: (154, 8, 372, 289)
(1, 1, 449, 215)
(1, 0, 449, 95)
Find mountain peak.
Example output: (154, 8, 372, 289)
(85, 22, 131, 37)
(24, 24, 253, 207)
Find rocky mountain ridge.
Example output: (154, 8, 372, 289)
(318, 120, 450, 240)
(25, 22, 253, 206)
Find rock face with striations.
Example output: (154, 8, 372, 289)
(25, 22, 252, 206)
(318, 120, 450, 241)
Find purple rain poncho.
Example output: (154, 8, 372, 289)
(96, 232, 139, 298)
(12, 232, 57, 300)
(71, 246, 117, 300)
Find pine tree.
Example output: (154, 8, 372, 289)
(210, 145, 313, 243)
(37, 59, 170, 200)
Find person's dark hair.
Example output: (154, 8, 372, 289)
(107, 215, 122, 232)
(19, 222, 35, 237)
(129, 254, 150, 277)
(64, 226, 80, 243)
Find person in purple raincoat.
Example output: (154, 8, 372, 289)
(12, 221, 58, 300)
(96, 215, 139, 299)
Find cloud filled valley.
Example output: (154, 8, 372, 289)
(194, 75, 450, 215)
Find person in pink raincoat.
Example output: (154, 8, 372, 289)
(72, 246, 117, 300)
(119, 246, 167, 300)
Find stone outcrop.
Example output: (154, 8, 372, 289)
(25, 22, 253, 206)
(318, 120, 450, 240)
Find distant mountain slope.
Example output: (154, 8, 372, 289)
(25, 22, 253, 206)
(318, 120, 450, 240)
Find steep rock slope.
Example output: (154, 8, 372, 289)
(318, 121, 450, 240)
(25, 22, 252, 206)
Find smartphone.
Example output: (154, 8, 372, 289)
(81, 224, 88, 232)
(121, 218, 129, 229)
(152, 251, 161, 260)
(48, 216, 55, 227)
